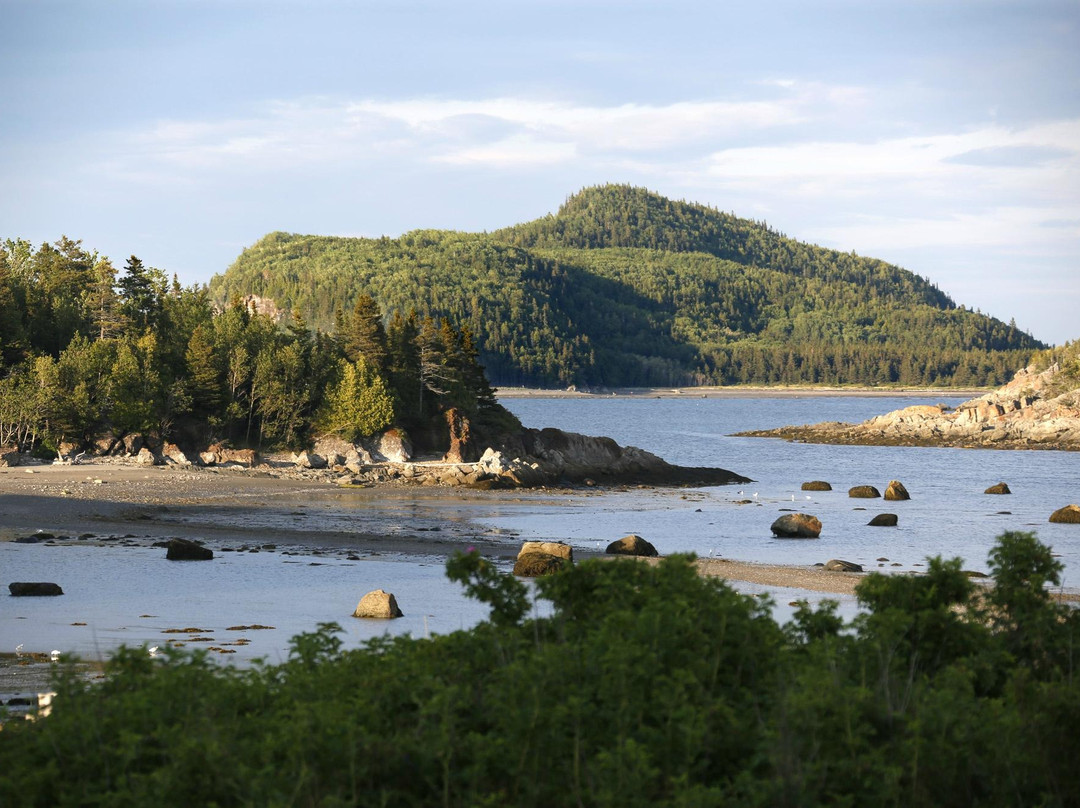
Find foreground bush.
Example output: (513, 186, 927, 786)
(2, 531, 1078, 806)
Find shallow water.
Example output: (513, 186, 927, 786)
(3, 395, 1077, 669)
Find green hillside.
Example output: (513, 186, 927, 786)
(210, 185, 1042, 388)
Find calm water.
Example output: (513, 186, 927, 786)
(4, 395, 1078, 670)
(498, 396, 1080, 581)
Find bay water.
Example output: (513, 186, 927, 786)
(4, 394, 1078, 670)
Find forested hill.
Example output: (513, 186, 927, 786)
(210, 184, 1043, 388)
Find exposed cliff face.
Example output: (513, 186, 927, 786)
(737, 363, 1080, 451)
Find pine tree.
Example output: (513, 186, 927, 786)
(317, 357, 396, 441)
(343, 294, 388, 371)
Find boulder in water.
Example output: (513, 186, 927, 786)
(984, 482, 1011, 495)
(1049, 504, 1080, 524)
(9, 582, 64, 596)
(884, 480, 910, 501)
(165, 539, 214, 561)
(801, 481, 832, 491)
(770, 513, 822, 538)
(868, 513, 898, 527)
(353, 589, 403, 618)
(824, 559, 863, 573)
(848, 485, 881, 499)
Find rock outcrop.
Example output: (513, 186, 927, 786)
(985, 482, 1012, 495)
(801, 480, 832, 491)
(770, 513, 822, 538)
(736, 361, 1080, 451)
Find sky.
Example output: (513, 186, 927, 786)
(2, 0, 1077, 346)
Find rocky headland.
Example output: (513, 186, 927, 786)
(736, 361, 1080, 451)
(0, 425, 749, 490)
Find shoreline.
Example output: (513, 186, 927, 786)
(496, 385, 986, 400)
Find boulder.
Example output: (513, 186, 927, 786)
(848, 485, 881, 499)
(770, 513, 822, 538)
(868, 513, 899, 527)
(165, 538, 214, 560)
(216, 448, 260, 467)
(122, 433, 145, 456)
(985, 482, 1012, 495)
(199, 451, 218, 466)
(1049, 504, 1080, 524)
(518, 541, 573, 561)
(135, 447, 160, 466)
(883, 480, 910, 501)
(162, 443, 192, 466)
(9, 582, 64, 596)
(0, 445, 21, 467)
(801, 480, 832, 491)
(293, 450, 327, 470)
(353, 589, 403, 618)
(605, 535, 659, 557)
(376, 429, 412, 463)
(824, 559, 863, 573)
(313, 436, 355, 467)
(512, 552, 570, 577)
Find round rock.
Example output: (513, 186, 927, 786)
(605, 534, 659, 557)
(770, 513, 822, 539)
(353, 589, 403, 618)
(848, 485, 881, 499)
(165, 538, 214, 561)
(984, 482, 1011, 495)
(801, 481, 832, 491)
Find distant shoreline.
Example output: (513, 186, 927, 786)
(496, 385, 986, 400)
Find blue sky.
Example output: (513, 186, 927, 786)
(2, 0, 1077, 345)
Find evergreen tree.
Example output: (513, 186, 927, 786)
(317, 357, 396, 441)
(343, 294, 388, 371)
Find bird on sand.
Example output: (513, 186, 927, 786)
(15, 644, 24, 658)
(50, 650, 61, 662)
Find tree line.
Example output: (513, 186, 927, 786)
(0, 237, 509, 456)
(211, 185, 1043, 388)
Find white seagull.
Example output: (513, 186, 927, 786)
(15, 643, 24, 658)
(148, 646, 160, 658)
(50, 649, 61, 662)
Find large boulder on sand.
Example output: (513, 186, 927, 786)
(518, 541, 573, 561)
(353, 589, 403, 618)
(9, 582, 64, 596)
(1049, 504, 1080, 524)
(824, 559, 863, 573)
(165, 538, 214, 560)
(606, 535, 659, 557)
(985, 482, 1012, 495)
(868, 513, 899, 527)
(0, 445, 21, 467)
(848, 485, 881, 498)
(884, 480, 910, 501)
(135, 447, 160, 466)
(770, 513, 822, 538)
(513, 552, 570, 577)
(376, 430, 412, 463)
(801, 480, 832, 491)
